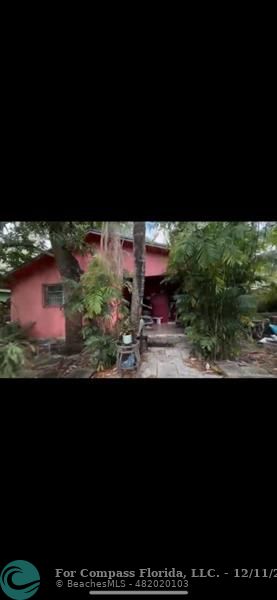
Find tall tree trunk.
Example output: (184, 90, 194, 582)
(131, 222, 146, 333)
(49, 224, 84, 354)
(101, 221, 109, 253)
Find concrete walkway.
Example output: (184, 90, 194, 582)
(138, 345, 276, 378)
(216, 360, 274, 378)
(139, 346, 221, 378)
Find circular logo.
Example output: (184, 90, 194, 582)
(0, 561, 40, 600)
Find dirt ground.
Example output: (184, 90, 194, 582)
(22, 350, 96, 378)
(92, 340, 277, 378)
(238, 341, 277, 375)
(21, 338, 277, 378)
(184, 340, 277, 377)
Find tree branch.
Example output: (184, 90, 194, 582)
(0, 241, 45, 252)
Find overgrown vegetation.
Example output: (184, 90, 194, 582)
(67, 254, 131, 334)
(83, 328, 117, 372)
(0, 221, 103, 351)
(1, 220, 276, 373)
(66, 250, 132, 371)
(0, 322, 35, 378)
(0, 343, 26, 378)
(0, 220, 149, 353)
(255, 283, 277, 312)
(167, 222, 262, 360)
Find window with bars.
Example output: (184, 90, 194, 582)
(43, 284, 64, 307)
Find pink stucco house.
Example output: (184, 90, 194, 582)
(7, 231, 171, 340)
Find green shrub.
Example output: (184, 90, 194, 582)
(65, 254, 131, 336)
(0, 322, 36, 377)
(0, 321, 28, 340)
(168, 222, 260, 360)
(84, 332, 117, 372)
(0, 342, 26, 378)
(256, 284, 277, 312)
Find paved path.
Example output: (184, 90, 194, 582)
(216, 360, 274, 378)
(139, 346, 221, 378)
(138, 345, 275, 378)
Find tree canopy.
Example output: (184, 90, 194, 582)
(166, 221, 277, 359)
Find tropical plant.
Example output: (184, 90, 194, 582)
(84, 331, 117, 372)
(256, 283, 277, 312)
(66, 253, 131, 337)
(0, 342, 26, 378)
(167, 222, 260, 360)
(251, 223, 277, 311)
(0, 320, 34, 341)
(0, 322, 36, 377)
(0, 221, 156, 347)
(119, 315, 134, 336)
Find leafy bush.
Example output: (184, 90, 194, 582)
(66, 254, 132, 336)
(256, 283, 277, 312)
(84, 331, 117, 372)
(0, 321, 35, 377)
(119, 315, 134, 336)
(168, 222, 260, 360)
(0, 342, 25, 378)
(0, 321, 31, 341)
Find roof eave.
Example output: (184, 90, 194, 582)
(86, 229, 168, 250)
(4, 252, 55, 278)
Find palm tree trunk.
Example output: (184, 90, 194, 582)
(131, 222, 146, 333)
(101, 221, 109, 253)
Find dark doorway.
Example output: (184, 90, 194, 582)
(144, 276, 178, 324)
(123, 275, 179, 324)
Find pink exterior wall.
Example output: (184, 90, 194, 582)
(77, 241, 168, 277)
(10, 237, 169, 340)
(120, 244, 168, 277)
(10, 257, 65, 339)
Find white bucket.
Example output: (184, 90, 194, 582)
(123, 334, 132, 345)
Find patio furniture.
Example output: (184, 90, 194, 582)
(152, 316, 163, 325)
(116, 341, 140, 374)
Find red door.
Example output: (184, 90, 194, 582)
(151, 293, 169, 323)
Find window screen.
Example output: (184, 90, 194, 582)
(44, 284, 64, 307)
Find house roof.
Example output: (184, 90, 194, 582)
(5, 252, 55, 280)
(4, 230, 168, 280)
(86, 229, 169, 250)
